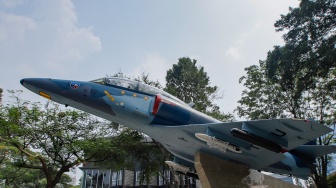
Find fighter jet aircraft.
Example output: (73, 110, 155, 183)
(20, 77, 336, 179)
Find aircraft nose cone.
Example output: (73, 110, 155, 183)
(20, 78, 53, 90)
(20, 79, 25, 85)
(20, 78, 38, 87)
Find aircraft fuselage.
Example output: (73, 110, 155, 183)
(21, 77, 331, 179)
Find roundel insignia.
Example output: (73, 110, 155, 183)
(70, 82, 80, 89)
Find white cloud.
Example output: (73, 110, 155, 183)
(130, 54, 170, 86)
(31, 0, 101, 67)
(0, 0, 301, 113)
(0, 11, 36, 43)
(0, 0, 101, 95)
(225, 46, 241, 61)
(0, 0, 102, 82)
(0, 0, 101, 65)
(0, 0, 24, 8)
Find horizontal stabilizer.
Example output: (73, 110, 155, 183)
(293, 145, 336, 158)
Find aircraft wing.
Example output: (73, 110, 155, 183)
(167, 118, 331, 150)
(157, 118, 332, 169)
(203, 118, 332, 150)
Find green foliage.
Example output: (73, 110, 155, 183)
(82, 129, 146, 169)
(0, 155, 43, 187)
(236, 61, 290, 120)
(0, 145, 73, 187)
(0, 91, 149, 188)
(0, 88, 2, 104)
(56, 173, 73, 188)
(165, 57, 219, 113)
(237, 1, 336, 186)
(239, 53, 336, 187)
(238, 61, 335, 187)
(110, 71, 163, 89)
(239, 1, 336, 121)
(206, 105, 235, 122)
(328, 173, 336, 188)
(268, 0, 336, 97)
(132, 139, 167, 185)
(264, 0, 336, 122)
(165, 57, 234, 121)
(136, 73, 163, 89)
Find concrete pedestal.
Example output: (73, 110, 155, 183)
(194, 151, 299, 188)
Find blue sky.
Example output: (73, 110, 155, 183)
(0, 0, 299, 116)
(0, 0, 302, 185)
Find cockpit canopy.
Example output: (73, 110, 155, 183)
(90, 77, 188, 106)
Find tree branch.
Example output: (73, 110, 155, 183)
(0, 137, 36, 158)
(17, 163, 43, 170)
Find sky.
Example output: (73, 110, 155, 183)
(0, 0, 302, 185)
(0, 0, 300, 114)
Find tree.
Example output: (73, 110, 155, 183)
(237, 2, 336, 184)
(165, 57, 234, 123)
(236, 61, 291, 120)
(0, 145, 74, 188)
(237, 62, 336, 187)
(237, 61, 335, 187)
(267, 0, 336, 97)
(136, 72, 163, 90)
(327, 173, 336, 188)
(238, 61, 336, 187)
(0, 88, 3, 104)
(237, 60, 335, 187)
(0, 145, 44, 187)
(164, 58, 237, 187)
(107, 70, 233, 186)
(165, 57, 219, 113)
(266, 2, 336, 186)
(206, 105, 235, 122)
(0, 91, 148, 188)
(309, 75, 336, 187)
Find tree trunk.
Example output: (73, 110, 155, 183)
(44, 166, 68, 188)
